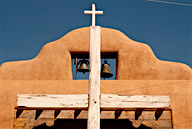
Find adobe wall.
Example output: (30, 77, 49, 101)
(0, 27, 191, 80)
(0, 27, 192, 129)
(0, 80, 191, 129)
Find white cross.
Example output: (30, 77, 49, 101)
(84, 4, 103, 26)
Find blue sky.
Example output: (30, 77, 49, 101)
(0, 0, 191, 72)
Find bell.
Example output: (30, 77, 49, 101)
(78, 59, 89, 74)
(101, 61, 113, 78)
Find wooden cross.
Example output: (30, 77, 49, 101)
(84, 4, 103, 26)
(84, 4, 103, 129)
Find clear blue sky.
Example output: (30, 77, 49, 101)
(0, 0, 191, 70)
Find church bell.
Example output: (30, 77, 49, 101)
(101, 60, 113, 78)
(78, 59, 89, 74)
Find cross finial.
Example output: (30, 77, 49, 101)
(84, 4, 103, 26)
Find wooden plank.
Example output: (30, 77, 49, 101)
(101, 95, 170, 109)
(17, 94, 170, 109)
(88, 26, 101, 129)
(17, 94, 88, 109)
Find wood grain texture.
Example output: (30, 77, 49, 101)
(88, 26, 101, 129)
(17, 94, 170, 109)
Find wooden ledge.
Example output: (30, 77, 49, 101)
(17, 94, 170, 110)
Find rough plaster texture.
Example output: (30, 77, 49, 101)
(0, 27, 191, 80)
(0, 80, 191, 129)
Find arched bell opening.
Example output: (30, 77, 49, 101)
(71, 52, 117, 80)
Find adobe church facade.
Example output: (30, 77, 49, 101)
(0, 27, 192, 129)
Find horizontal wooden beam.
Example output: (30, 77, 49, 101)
(17, 94, 170, 110)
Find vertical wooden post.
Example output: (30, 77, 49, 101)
(88, 26, 101, 129)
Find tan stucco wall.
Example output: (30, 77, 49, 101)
(0, 27, 192, 129)
(0, 27, 191, 80)
(0, 80, 191, 129)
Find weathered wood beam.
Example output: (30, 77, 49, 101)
(101, 95, 170, 109)
(17, 94, 170, 110)
(17, 94, 88, 109)
(88, 26, 101, 129)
